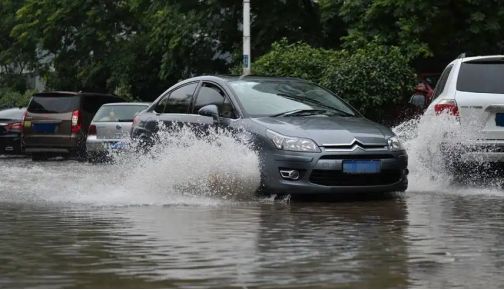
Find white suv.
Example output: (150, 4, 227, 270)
(427, 55, 504, 164)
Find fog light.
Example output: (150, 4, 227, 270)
(280, 169, 300, 180)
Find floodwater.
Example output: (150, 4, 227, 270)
(2, 121, 504, 288)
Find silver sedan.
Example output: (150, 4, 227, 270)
(86, 102, 149, 162)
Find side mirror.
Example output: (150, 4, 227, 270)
(198, 104, 220, 123)
(409, 94, 426, 109)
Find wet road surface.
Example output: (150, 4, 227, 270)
(1, 157, 504, 288)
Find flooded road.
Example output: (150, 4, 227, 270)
(2, 157, 504, 288)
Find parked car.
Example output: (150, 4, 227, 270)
(426, 55, 504, 170)
(131, 76, 408, 195)
(23, 91, 123, 161)
(0, 107, 26, 155)
(86, 102, 150, 162)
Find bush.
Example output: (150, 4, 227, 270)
(0, 87, 34, 109)
(253, 40, 416, 121)
(321, 43, 416, 121)
(253, 38, 343, 84)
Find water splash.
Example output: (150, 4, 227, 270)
(394, 113, 504, 193)
(0, 126, 261, 205)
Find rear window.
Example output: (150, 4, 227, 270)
(457, 62, 504, 94)
(27, 95, 80, 113)
(92, 105, 148, 122)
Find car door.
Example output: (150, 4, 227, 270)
(192, 81, 238, 121)
(153, 82, 215, 131)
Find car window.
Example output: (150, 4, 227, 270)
(457, 62, 504, 94)
(27, 95, 80, 113)
(93, 105, 148, 122)
(193, 82, 236, 118)
(155, 82, 197, 114)
(433, 65, 453, 99)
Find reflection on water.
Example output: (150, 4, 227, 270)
(0, 198, 410, 288)
(2, 186, 504, 288)
(407, 192, 504, 288)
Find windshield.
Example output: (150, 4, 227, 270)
(93, 104, 148, 122)
(229, 80, 357, 117)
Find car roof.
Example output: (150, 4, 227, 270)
(460, 55, 504, 63)
(34, 91, 119, 98)
(101, 102, 150, 106)
(181, 75, 310, 83)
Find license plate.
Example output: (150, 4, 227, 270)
(496, 113, 504, 127)
(32, 123, 57, 133)
(343, 160, 381, 174)
(109, 141, 128, 150)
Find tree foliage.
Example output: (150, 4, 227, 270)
(253, 39, 342, 84)
(2, 0, 504, 114)
(5, 0, 322, 101)
(0, 87, 34, 109)
(0, 0, 38, 91)
(321, 43, 416, 120)
(319, 0, 504, 62)
(254, 40, 416, 120)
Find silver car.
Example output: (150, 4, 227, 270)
(86, 102, 149, 162)
(131, 76, 408, 196)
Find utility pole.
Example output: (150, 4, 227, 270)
(243, 0, 251, 75)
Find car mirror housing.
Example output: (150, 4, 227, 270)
(198, 104, 220, 123)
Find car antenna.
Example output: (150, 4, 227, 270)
(457, 53, 466, 59)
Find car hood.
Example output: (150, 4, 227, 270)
(250, 116, 393, 146)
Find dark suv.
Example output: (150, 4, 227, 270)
(131, 76, 408, 196)
(23, 91, 123, 161)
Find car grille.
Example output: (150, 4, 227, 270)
(309, 170, 402, 186)
(319, 154, 394, 160)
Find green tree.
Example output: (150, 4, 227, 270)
(12, 0, 141, 95)
(0, 0, 38, 91)
(320, 0, 504, 62)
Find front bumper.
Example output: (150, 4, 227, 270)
(261, 148, 408, 195)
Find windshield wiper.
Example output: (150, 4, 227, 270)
(272, 109, 328, 117)
(275, 93, 354, 117)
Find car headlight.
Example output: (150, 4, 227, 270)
(266, 130, 320, 152)
(387, 136, 404, 151)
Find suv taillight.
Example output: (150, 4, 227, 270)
(88, 124, 96, 136)
(71, 110, 81, 133)
(434, 99, 459, 116)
